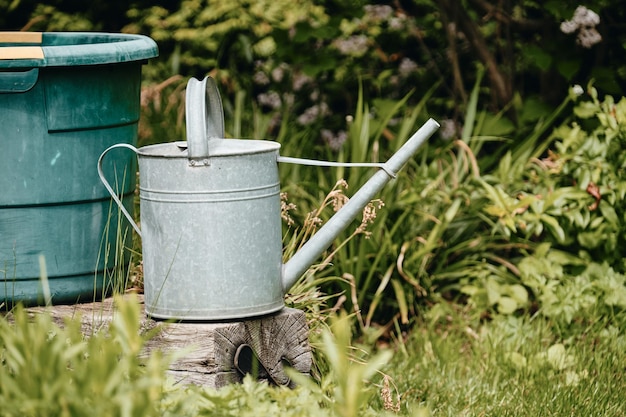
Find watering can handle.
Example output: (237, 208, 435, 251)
(185, 76, 225, 164)
(97, 143, 142, 237)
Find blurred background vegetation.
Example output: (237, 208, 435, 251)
(4, 0, 626, 137)
(2, 0, 626, 334)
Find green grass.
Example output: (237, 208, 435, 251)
(385, 304, 626, 416)
(1, 290, 624, 416)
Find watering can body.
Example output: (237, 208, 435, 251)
(99, 76, 440, 320)
(136, 139, 284, 319)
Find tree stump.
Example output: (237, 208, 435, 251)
(22, 295, 312, 389)
(142, 307, 312, 387)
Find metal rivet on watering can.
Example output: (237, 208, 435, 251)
(99, 76, 440, 320)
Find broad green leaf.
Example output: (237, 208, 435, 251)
(540, 214, 566, 243)
(505, 351, 527, 369)
(602, 279, 626, 308)
(574, 101, 600, 119)
(523, 45, 552, 71)
(485, 205, 508, 218)
(599, 200, 619, 227)
(556, 59, 581, 81)
(546, 343, 576, 370)
(461, 285, 479, 296)
(577, 230, 601, 249)
(497, 296, 518, 314)
(479, 111, 515, 136)
(518, 96, 553, 124)
(508, 284, 529, 305)
(498, 151, 512, 174)
(486, 278, 501, 306)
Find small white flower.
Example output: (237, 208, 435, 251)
(577, 27, 602, 48)
(389, 17, 405, 31)
(363, 4, 393, 22)
(439, 119, 457, 141)
(398, 58, 418, 78)
(560, 20, 578, 34)
(572, 84, 584, 96)
(560, 6, 602, 48)
(573, 5, 600, 27)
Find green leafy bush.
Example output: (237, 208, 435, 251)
(466, 84, 626, 326)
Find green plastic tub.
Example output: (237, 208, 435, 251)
(0, 32, 158, 305)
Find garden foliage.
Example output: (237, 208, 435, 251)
(2, 1, 626, 414)
(0, 297, 400, 417)
(5, 0, 626, 136)
(0, 297, 170, 417)
(446, 86, 622, 326)
(2, 0, 626, 329)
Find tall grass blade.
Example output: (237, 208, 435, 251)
(38, 255, 51, 307)
(461, 66, 485, 142)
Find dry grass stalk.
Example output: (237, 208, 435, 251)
(280, 192, 297, 226)
(356, 199, 384, 238)
(381, 374, 401, 413)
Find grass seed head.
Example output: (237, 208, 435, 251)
(280, 192, 297, 226)
(356, 199, 385, 238)
(381, 374, 401, 413)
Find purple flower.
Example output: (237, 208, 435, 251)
(271, 63, 289, 83)
(321, 129, 348, 151)
(297, 103, 329, 125)
(257, 91, 282, 109)
(292, 72, 313, 91)
(253, 71, 270, 85)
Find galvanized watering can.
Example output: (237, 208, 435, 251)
(98, 76, 439, 320)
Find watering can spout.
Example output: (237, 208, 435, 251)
(281, 118, 440, 292)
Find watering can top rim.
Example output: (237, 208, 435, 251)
(135, 138, 281, 159)
(133, 77, 281, 160)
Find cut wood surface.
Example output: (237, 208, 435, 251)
(22, 294, 312, 388)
